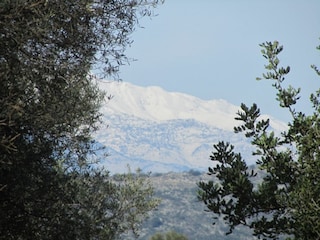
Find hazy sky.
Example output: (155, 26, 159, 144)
(118, 0, 320, 122)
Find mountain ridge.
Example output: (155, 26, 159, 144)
(98, 81, 242, 131)
(94, 80, 286, 174)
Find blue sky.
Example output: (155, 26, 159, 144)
(118, 0, 320, 122)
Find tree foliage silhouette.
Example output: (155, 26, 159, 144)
(0, 0, 162, 239)
(198, 41, 320, 239)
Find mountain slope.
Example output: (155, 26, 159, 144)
(133, 171, 257, 240)
(94, 80, 286, 174)
(98, 81, 241, 130)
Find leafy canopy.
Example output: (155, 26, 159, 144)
(0, 0, 162, 239)
(198, 41, 320, 240)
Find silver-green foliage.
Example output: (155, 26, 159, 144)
(0, 1, 162, 239)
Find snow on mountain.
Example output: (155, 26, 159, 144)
(94, 80, 286, 174)
(98, 81, 241, 131)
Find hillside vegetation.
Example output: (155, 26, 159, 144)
(132, 171, 261, 240)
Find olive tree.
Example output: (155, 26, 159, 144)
(0, 0, 162, 239)
(198, 41, 320, 239)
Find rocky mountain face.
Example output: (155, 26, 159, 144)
(94, 80, 286, 174)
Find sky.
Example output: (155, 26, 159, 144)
(117, 0, 320, 123)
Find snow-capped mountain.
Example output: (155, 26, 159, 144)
(94, 80, 286, 174)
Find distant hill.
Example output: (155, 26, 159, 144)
(94, 80, 286, 174)
(124, 171, 261, 240)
